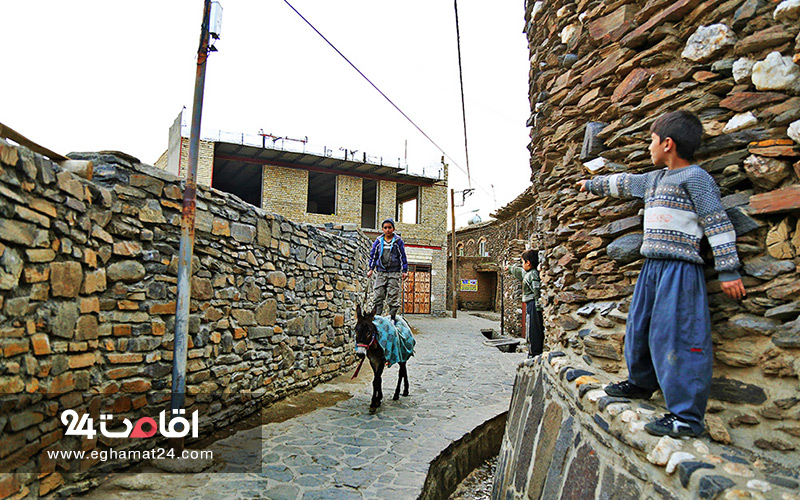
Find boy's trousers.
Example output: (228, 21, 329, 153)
(625, 259, 712, 435)
(526, 301, 544, 357)
(373, 271, 402, 317)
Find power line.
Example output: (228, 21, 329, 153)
(453, 0, 471, 189)
(281, 0, 493, 199)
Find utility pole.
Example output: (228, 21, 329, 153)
(450, 189, 457, 319)
(172, 0, 220, 448)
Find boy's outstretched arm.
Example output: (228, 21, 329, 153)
(576, 173, 650, 199)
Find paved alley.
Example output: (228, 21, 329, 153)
(83, 314, 525, 500)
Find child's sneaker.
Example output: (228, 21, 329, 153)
(644, 413, 699, 438)
(604, 380, 654, 399)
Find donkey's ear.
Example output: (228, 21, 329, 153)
(356, 304, 362, 320)
(369, 304, 378, 318)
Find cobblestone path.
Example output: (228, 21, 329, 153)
(84, 314, 524, 500)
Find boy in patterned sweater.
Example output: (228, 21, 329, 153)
(577, 110, 746, 438)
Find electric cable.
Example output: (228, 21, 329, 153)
(453, 0, 471, 189)
(281, 0, 493, 199)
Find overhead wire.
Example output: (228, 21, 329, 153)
(453, 0, 471, 189)
(280, 0, 494, 200)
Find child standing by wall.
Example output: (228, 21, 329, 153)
(577, 110, 746, 438)
(506, 249, 543, 358)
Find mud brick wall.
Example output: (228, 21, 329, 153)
(0, 141, 369, 498)
(503, 0, 800, 495)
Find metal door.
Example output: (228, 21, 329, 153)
(403, 265, 431, 314)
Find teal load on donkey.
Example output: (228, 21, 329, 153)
(372, 315, 415, 367)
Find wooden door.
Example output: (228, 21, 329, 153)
(403, 265, 431, 314)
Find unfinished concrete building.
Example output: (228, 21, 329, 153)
(156, 130, 449, 315)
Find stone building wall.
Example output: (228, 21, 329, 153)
(523, 0, 800, 454)
(494, 0, 800, 497)
(0, 140, 369, 498)
(261, 164, 311, 220)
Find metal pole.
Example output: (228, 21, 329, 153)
(450, 189, 457, 319)
(500, 265, 505, 336)
(172, 0, 213, 435)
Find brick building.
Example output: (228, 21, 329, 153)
(449, 220, 500, 311)
(446, 187, 541, 337)
(156, 133, 449, 315)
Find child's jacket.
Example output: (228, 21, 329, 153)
(509, 266, 541, 309)
(585, 165, 741, 281)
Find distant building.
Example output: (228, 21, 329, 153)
(447, 186, 539, 336)
(156, 130, 449, 315)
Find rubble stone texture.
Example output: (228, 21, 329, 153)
(732, 57, 756, 83)
(493, 0, 800, 498)
(682, 24, 738, 62)
(751, 51, 800, 92)
(0, 140, 369, 498)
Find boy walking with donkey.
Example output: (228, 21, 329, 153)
(577, 110, 746, 438)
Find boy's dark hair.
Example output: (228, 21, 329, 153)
(649, 110, 703, 161)
(522, 249, 538, 268)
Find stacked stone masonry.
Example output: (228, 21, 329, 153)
(494, 355, 800, 499)
(159, 138, 450, 316)
(498, 0, 800, 497)
(0, 141, 369, 498)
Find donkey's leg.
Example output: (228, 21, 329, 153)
(371, 362, 384, 408)
(393, 364, 402, 400)
(401, 362, 409, 396)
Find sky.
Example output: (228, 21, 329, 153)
(3, 1, 531, 228)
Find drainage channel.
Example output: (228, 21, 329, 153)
(418, 412, 507, 500)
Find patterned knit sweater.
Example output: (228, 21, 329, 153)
(585, 165, 741, 281)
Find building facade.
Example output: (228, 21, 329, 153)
(156, 136, 449, 315)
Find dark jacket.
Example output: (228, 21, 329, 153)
(368, 235, 408, 273)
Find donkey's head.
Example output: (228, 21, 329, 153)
(355, 304, 378, 359)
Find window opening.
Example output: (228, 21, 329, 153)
(361, 179, 378, 229)
(479, 239, 487, 257)
(211, 161, 263, 208)
(396, 184, 420, 224)
(307, 171, 337, 215)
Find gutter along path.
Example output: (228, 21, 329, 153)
(84, 314, 525, 500)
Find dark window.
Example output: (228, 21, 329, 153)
(307, 171, 336, 215)
(211, 161, 263, 207)
(361, 179, 378, 229)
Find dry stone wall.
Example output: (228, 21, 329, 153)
(0, 140, 368, 498)
(494, 0, 800, 497)
(525, 0, 800, 454)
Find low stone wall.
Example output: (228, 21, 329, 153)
(493, 355, 800, 500)
(0, 141, 369, 498)
(420, 413, 507, 500)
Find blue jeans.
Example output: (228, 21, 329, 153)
(625, 259, 712, 435)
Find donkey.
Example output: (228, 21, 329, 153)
(354, 304, 412, 411)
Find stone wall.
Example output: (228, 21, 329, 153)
(523, 0, 800, 461)
(493, 356, 800, 499)
(0, 140, 369, 498)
